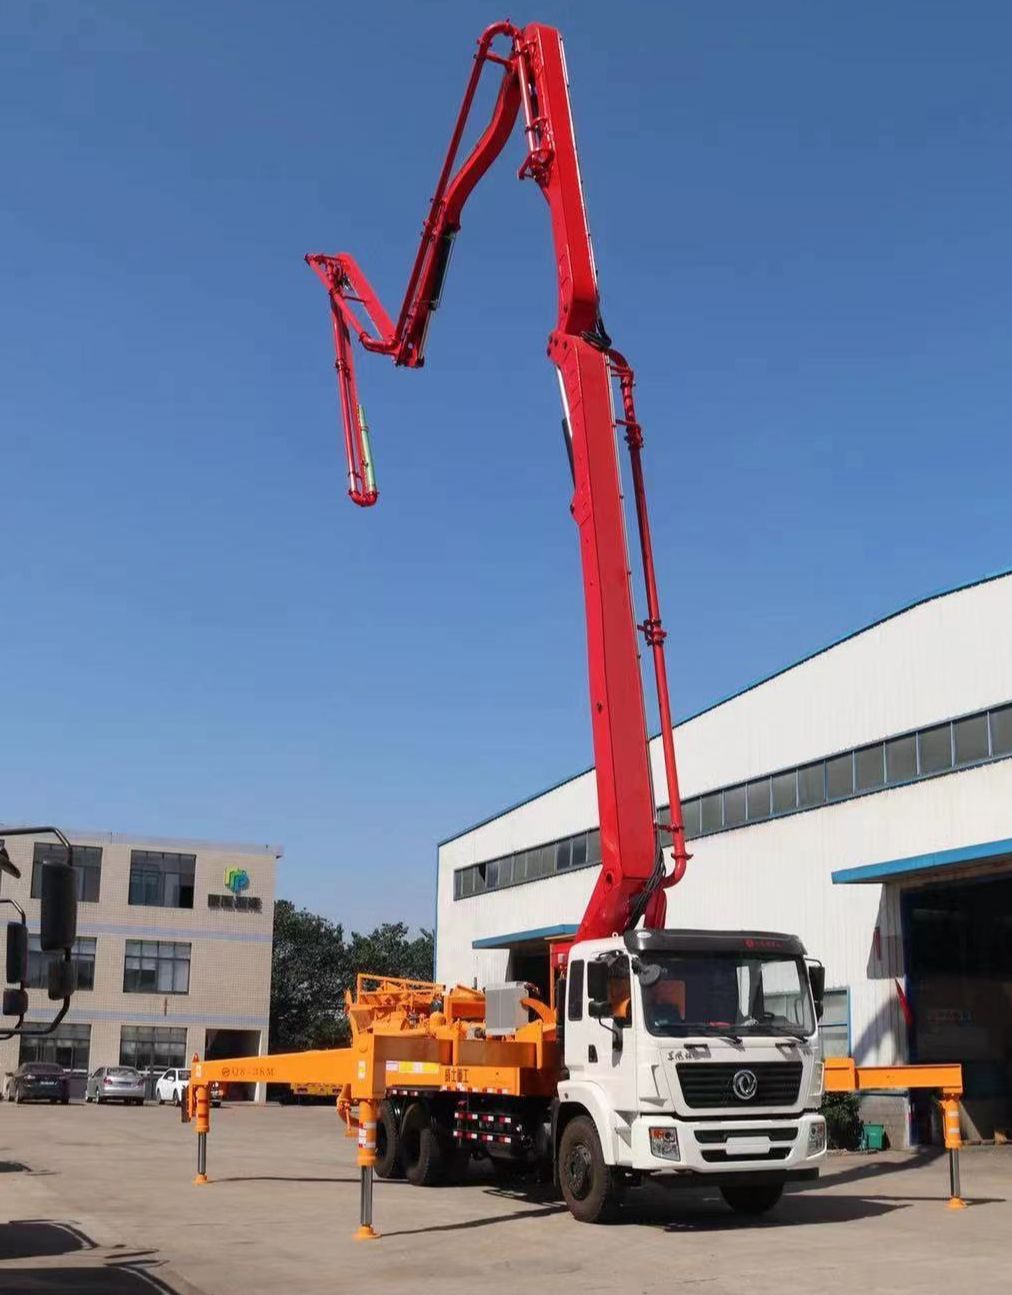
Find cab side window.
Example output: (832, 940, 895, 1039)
(567, 960, 584, 1021)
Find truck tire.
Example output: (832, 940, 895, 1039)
(375, 1100, 405, 1180)
(400, 1100, 447, 1187)
(558, 1115, 620, 1223)
(720, 1183, 784, 1215)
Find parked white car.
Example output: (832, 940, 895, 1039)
(155, 1067, 191, 1105)
(155, 1067, 224, 1106)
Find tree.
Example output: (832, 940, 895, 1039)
(269, 901, 435, 1052)
(269, 900, 349, 1052)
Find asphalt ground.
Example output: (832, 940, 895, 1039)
(1, 1101, 1009, 1294)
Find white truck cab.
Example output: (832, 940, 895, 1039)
(555, 928, 828, 1221)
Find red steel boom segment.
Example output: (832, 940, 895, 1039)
(307, 21, 688, 944)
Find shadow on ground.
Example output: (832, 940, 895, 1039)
(0, 1220, 190, 1295)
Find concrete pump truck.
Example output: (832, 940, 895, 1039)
(184, 20, 964, 1232)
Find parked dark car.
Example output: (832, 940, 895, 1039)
(5, 1062, 70, 1104)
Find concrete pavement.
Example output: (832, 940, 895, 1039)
(1, 1102, 1009, 1294)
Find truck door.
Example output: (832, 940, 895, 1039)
(564, 954, 638, 1118)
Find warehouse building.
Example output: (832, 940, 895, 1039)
(0, 828, 280, 1101)
(436, 570, 1012, 1145)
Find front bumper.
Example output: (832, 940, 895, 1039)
(628, 1112, 826, 1176)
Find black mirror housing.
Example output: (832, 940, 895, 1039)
(5, 922, 28, 983)
(40, 862, 77, 952)
(588, 998, 611, 1020)
(2, 987, 29, 1017)
(48, 957, 77, 1001)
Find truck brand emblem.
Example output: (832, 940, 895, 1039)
(732, 1068, 758, 1100)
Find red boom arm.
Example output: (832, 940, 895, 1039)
(308, 21, 688, 943)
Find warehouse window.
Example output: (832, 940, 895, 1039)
(120, 1025, 188, 1071)
(818, 989, 850, 1059)
(953, 714, 989, 766)
(855, 743, 885, 792)
(451, 700, 1012, 898)
(826, 753, 854, 801)
(26, 935, 96, 991)
(20, 1022, 92, 1071)
(30, 844, 102, 903)
(797, 761, 826, 808)
(723, 784, 746, 828)
(991, 705, 1012, 756)
(128, 850, 195, 909)
(886, 734, 917, 782)
(918, 724, 952, 775)
(123, 940, 191, 994)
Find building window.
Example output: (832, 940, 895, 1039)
(700, 792, 722, 834)
(826, 753, 854, 801)
(771, 770, 798, 815)
(120, 1025, 188, 1071)
(991, 704, 1012, 757)
(746, 778, 771, 822)
(681, 798, 701, 840)
(723, 785, 746, 828)
(885, 734, 917, 783)
(918, 723, 952, 775)
(797, 761, 826, 808)
(123, 940, 191, 994)
(953, 713, 989, 766)
(30, 844, 102, 903)
(19, 1022, 92, 1071)
(27, 935, 96, 991)
(855, 742, 885, 792)
(128, 850, 195, 909)
(819, 989, 850, 1059)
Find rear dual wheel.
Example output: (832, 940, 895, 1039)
(374, 1100, 405, 1180)
(399, 1100, 468, 1187)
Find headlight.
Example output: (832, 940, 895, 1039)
(649, 1127, 680, 1161)
(808, 1060, 825, 1102)
(807, 1120, 827, 1156)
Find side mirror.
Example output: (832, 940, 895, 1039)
(588, 998, 612, 1020)
(2, 987, 29, 1017)
(808, 961, 826, 1021)
(635, 961, 662, 987)
(48, 957, 77, 1001)
(40, 862, 77, 953)
(5, 922, 28, 983)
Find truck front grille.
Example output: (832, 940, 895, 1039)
(675, 1062, 803, 1109)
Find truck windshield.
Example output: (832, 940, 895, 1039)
(639, 952, 815, 1039)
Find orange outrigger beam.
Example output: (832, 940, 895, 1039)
(825, 1058, 967, 1209)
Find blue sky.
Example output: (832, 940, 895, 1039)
(2, 2, 1010, 931)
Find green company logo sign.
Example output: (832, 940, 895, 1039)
(224, 867, 251, 896)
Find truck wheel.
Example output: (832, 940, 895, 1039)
(720, 1183, 784, 1216)
(400, 1101, 447, 1187)
(375, 1100, 405, 1179)
(558, 1115, 620, 1223)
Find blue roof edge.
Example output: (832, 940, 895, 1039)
(439, 565, 1012, 850)
(472, 923, 579, 950)
(832, 836, 1012, 885)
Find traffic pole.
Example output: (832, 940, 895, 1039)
(941, 1096, 966, 1210)
(355, 1097, 379, 1240)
